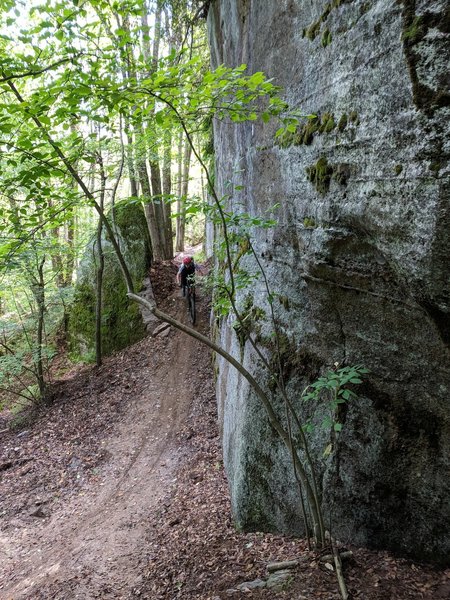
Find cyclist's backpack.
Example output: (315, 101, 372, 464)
(184, 263, 196, 277)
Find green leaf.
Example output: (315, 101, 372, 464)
(155, 110, 165, 125)
(323, 443, 333, 457)
(39, 115, 51, 126)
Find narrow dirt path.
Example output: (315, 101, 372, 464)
(3, 262, 446, 600)
(0, 265, 207, 599)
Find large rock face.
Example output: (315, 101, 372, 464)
(69, 202, 152, 359)
(208, 0, 450, 563)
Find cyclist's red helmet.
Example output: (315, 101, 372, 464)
(183, 256, 193, 265)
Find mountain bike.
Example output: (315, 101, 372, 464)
(182, 276, 196, 325)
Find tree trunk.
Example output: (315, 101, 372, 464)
(141, 2, 172, 259)
(31, 259, 46, 401)
(95, 154, 106, 367)
(125, 125, 139, 198)
(176, 136, 191, 252)
(162, 127, 173, 257)
(139, 160, 164, 258)
(62, 208, 75, 287)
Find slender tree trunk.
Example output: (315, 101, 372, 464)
(148, 158, 167, 255)
(50, 219, 63, 286)
(61, 121, 78, 288)
(139, 160, 164, 257)
(161, 7, 174, 259)
(175, 131, 183, 251)
(62, 209, 75, 287)
(176, 137, 191, 251)
(95, 154, 106, 367)
(162, 127, 173, 257)
(31, 259, 46, 400)
(118, 10, 165, 257)
(125, 125, 139, 198)
(93, 6, 139, 199)
(141, 2, 172, 259)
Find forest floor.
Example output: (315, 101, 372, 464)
(0, 258, 449, 600)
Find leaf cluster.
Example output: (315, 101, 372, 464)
(302, 365, 369, 433)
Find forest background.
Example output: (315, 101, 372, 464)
(0, 0, 219, 405)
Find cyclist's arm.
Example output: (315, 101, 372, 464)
(176, 264, 184, 284)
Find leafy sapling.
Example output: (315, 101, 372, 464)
(302, 365, 369, 436)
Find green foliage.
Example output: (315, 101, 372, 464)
(302, 365, 369, 434)
(277, 109, 356, 148)
(0, 294, 59, 407)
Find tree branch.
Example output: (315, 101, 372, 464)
(6, 80, 135, 294)
(0, 56, 79, 84)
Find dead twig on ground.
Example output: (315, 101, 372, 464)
(331, 538, 350, 600)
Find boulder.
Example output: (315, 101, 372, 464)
(208, 0, 450, 563)
(68, 201, 152, 359)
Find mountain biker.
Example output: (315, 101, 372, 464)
(176, 256, 197, 293)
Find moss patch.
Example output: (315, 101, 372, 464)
(302, 0, 351, 46)
(277, 111, 358, 149)
(337, 113, 348, 132)
(402, 15, 424, 44)
(333, 163, 350, 185)
(305, 157, 350, 193)
(68, 201, 151, 360)
(321, 28, 333, 47)
(303, 216, 317, 228)
(319, 112, 336, 133)
(349, 110, 359, 125)
(429, 162, 441, 175)
(233, 294, 266, 355)
(401, 2, 450, 113)
(306, 156, 334, 194)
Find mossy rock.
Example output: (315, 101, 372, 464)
(68, 201, 152, 360)
(306, 156, 334, 194)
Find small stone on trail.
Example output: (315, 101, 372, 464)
(266, 569, 293, 589)
(152, 322, 171, 337)
(30, 507, 48, 519)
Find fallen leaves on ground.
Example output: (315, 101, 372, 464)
(1, 259, 448, 600)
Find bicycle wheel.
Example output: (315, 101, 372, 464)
(188, 290, 196, 325)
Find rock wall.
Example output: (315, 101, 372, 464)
(69, 202, 152, 359)
(208, 0, 450, 563)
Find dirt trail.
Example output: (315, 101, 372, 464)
(0, 269, 205, 599)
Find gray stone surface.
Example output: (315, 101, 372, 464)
(208, 0, 450, 563)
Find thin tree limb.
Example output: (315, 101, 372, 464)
(0, 57, 78, 84)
